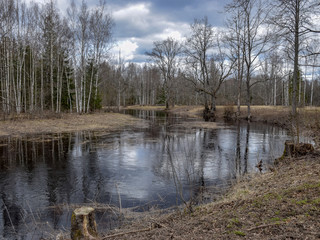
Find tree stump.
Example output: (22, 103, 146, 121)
(284, 140, 295, 157)
(283, 140, 314, 158)
(71, 207, 98, 240)
(203, 109, 216, 122)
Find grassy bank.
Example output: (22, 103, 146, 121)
(98, 105, 320, 239)
(0, 112, 145, 137)
(125, 105, 320, 146)
(1, 105, 318, 137)
(125, 104, 320, 125)
(102, 153, 320, 239)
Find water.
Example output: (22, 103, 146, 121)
(0, 110, 299, 239)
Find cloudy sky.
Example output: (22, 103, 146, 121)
(30, 0, 231, 63)
(105, 0, 230, 63)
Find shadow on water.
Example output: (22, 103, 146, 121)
(0, 110, 306, 239)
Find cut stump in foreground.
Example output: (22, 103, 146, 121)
(71, 207, 98, 240)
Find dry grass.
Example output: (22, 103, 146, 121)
(101, 152, 320, 239)
(0, 112, 146, 137)
(171, 121, 224, 130)
(124, 105, 166, 111)
(124, 105, 204, 118)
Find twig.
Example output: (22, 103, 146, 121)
(2, 201, 16, 234)
(115, 183, 122, 213)
(247, 222, 285, 231)
(101, 226, 151, 239)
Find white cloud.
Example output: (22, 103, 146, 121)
(112, 39, 139, 61)
(153, 25, 188, 42)
(113, 3, 151, 30)
(114, 3, 150, 19)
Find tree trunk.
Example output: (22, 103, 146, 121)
(246, 78, 251, 121)
(86, 62, 94, 113)
(292, 2, 299, 117)
(50, 32, 54, 112)
(41, 57, 44, 112)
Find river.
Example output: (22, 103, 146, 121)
(0, 110, 297, 239)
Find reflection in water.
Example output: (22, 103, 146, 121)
(0, 111, 298, 239)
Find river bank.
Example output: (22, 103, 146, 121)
(1, 105, 318, 138)
(101, 151, 320, 239)
(0, 106, 319, 239)
(125, 105, 320, 147)
(0, 112, 146, 137)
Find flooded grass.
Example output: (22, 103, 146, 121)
(0, 112, 146, 137)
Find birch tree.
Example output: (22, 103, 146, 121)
(270, 0, 320, 116)
(228, 0, 271, 120)
(87, 1, 113, 112)
(225, 8, 246, 117)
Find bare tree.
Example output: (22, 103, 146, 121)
(87, 0, 114, 112)
(184, 17, 235, 120)
(225, 8, 246, 117)
(227, 0, 272, 121)
(146, 37, 182, 109)
(270, 0, 320, 116)
(87, 0, 113, 112)
(184, 17, 214, 115)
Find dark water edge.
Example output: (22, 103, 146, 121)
(0, 110, 309, 239)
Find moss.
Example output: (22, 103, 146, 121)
(263, 192, 283, 201)
(71, 212, 76, 223)
(227, 218, 241, 228)
(252, 199, 263, 207)
(72, 229, 83, 240)
(234, 231, 246, 236)
(311, 198, 320, 205)
(269, 217, 282, 222)
(295, 199, 308, 205)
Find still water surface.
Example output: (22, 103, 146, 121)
(0, 111, 295, 239)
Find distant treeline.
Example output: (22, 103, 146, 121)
(0, 0, 319, 117)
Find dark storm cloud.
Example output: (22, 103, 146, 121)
(111, 0, 227, 36)
(106, 0, 230, 62)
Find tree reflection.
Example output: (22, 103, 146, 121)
(0, 114, 291, 237)
(243, 122, 250, 174)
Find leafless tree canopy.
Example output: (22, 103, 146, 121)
(0, 0, 319, 116)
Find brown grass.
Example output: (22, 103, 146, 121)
(101, 152, 320, 239)
(125, 104, 320, 128)
(0, 112, 145, 137)
(124, 105, 166, 111)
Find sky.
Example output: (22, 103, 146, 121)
(106, 0, 229, 63)
(38, 0, 231, 63)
